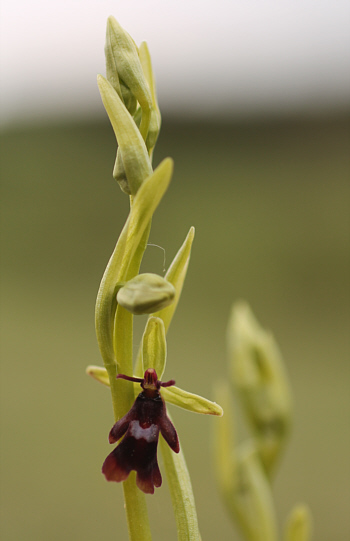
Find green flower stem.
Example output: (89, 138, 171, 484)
(123, 474, 152, 541)
(159, 433, 201, 541)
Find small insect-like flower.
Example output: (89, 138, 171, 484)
(102, 368, 179, 494)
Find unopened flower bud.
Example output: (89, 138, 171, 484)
(117, 273, 175, 315)
(105, 16, 152, 115)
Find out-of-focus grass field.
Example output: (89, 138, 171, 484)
(1, 116, 349, 540)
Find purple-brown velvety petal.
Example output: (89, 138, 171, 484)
(158, 411, 180, 453)
(108, 402, 140, 443)
(103, 418, 162, 494)
(136, 458, 162, 494)
(102, 449, 131, 482)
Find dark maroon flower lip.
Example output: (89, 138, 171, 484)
(102, 369, 179, 494)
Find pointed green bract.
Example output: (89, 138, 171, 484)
(154, 226, 195, 332)
(97, 75, 152, 195)
(142, 317, 167, 378)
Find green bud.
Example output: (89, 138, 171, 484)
(284, 505, 312, 541)
(228, 301, 292, 475)
(105, 16, 152, 116)
(142, 317, 167, 378)
(104, 29, 136, 116)
(116, 273, 175, 315)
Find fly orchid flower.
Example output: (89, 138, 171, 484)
(102, 368, 179, 494)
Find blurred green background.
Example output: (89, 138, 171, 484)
(1, 115, 349, 540)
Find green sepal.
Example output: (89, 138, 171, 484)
(86, 365, 110, 386)
(117, 273, 175, 315)
(142, 317, 167, 378)
(97, 74, 152, 195)
(86, 365, 222, 416)
(284, 505, 313, 541)
(161, 385, 223, 416)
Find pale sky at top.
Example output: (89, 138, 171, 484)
(1, 0, 349, 125)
